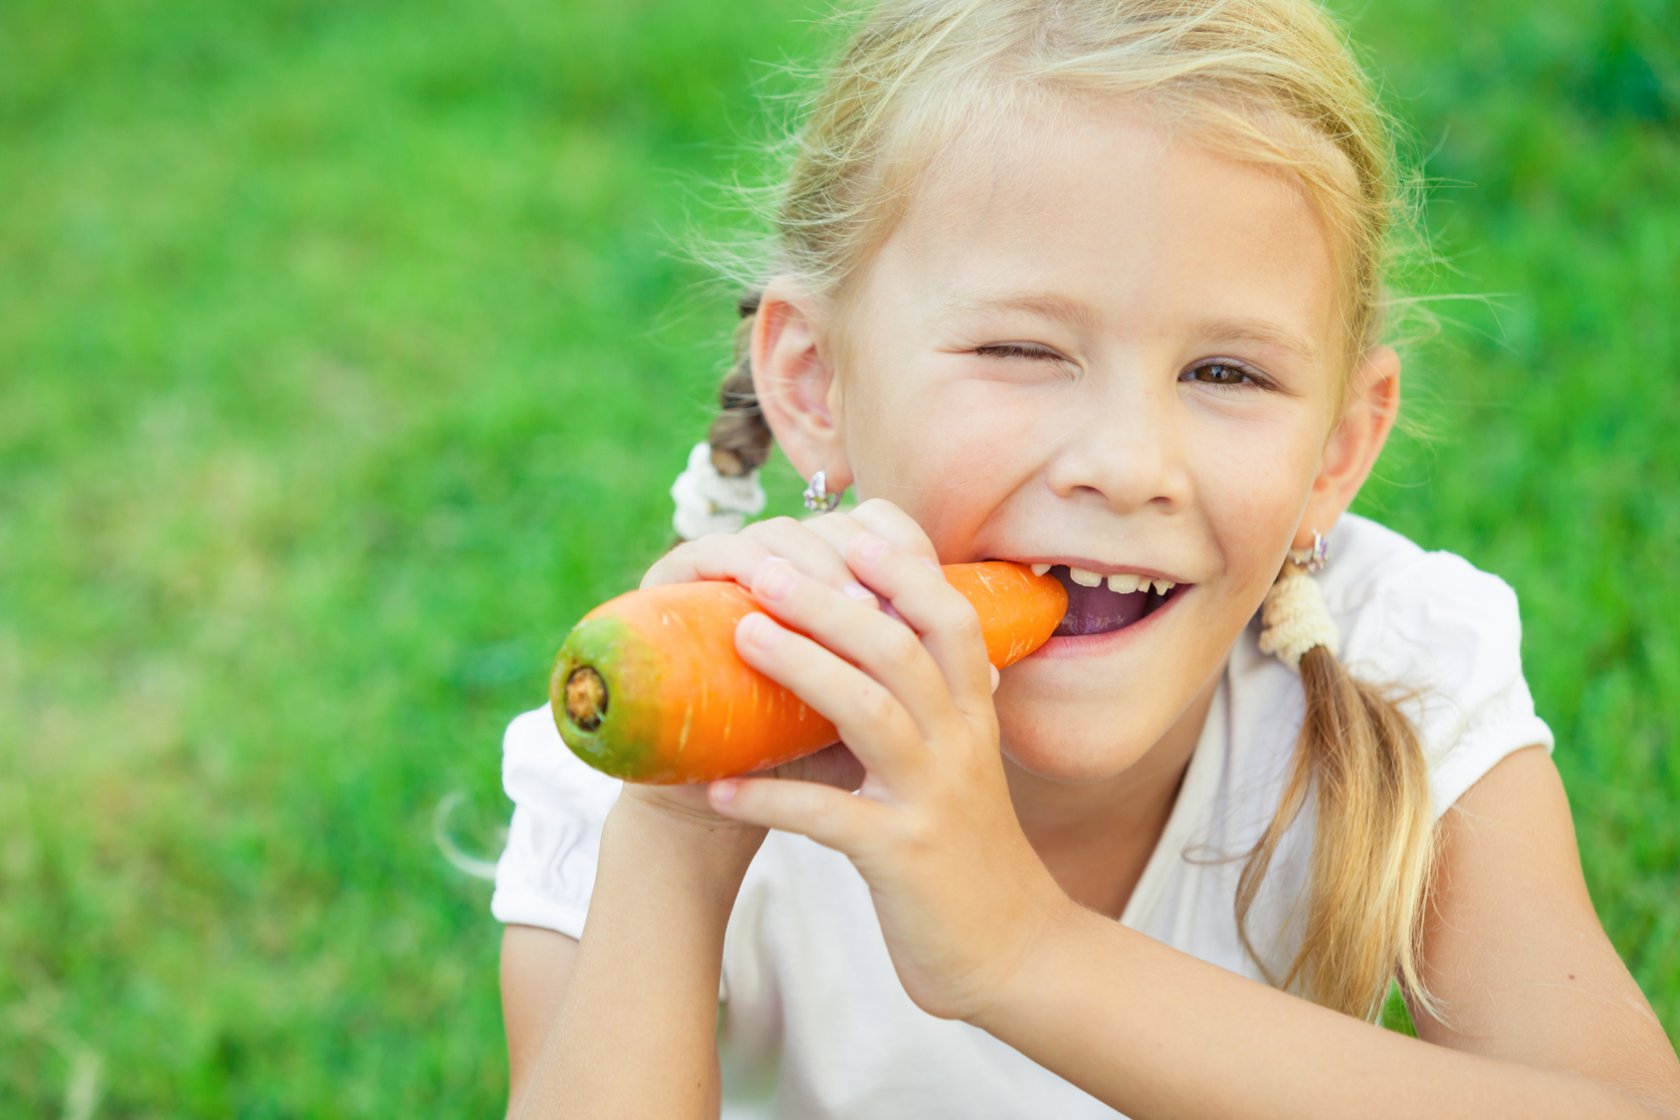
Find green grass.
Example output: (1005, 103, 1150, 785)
(1, 0, 1674, 1112)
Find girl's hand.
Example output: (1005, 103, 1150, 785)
(619, 503, 937, 828)
(701, 499, 1071, 1023)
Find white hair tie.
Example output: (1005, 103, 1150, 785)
(1259, 568, 1340, 671)
(670, 441, 767, 541)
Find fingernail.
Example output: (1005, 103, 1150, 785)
(990, 664, 1001, 693)
(841, 581, 879, 606)
(710, 780, 738, 806)
(855, 533, 886, 563)
(740, 613, 779, 650)
(755, 559, 795, 601)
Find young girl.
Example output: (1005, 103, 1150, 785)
(493, 1, 1680, 1116)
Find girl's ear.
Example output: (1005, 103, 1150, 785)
(749, 278, 852, 489)
(1296, 345, 1401, 550)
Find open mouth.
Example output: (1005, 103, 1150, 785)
(1041, 564, 1184, 637)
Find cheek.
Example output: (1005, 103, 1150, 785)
(851, 382, 1036, 517)
(1191, 421, 1323, 561)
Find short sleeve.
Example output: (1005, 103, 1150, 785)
(1334, 546, 1554, 820)
(490, 704, 624, 938)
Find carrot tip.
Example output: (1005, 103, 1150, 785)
(564, 666, 608, 731)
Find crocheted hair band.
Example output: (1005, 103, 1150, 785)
(670, 441, 768, 540)
(1258, 566, 1340, 671)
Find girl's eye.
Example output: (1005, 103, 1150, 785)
(1181, 360, 1270, 389)
(974, 343, 1062, 362)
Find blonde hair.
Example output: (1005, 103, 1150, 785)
(699, 0, 1438, 1023)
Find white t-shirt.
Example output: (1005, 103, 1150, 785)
(491, 514, 1554, 1118)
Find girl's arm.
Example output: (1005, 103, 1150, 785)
(500, 503, 907, 1116)
(503, 794, 764, 1120)
(970, 745, 1680, 1120)
(500, 925, 579, 1111)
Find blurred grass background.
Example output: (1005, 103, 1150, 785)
(0, 0, 1674, 1113)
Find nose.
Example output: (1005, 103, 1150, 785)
(1042, 375, 1192, 513)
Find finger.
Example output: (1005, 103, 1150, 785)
(640, 531, 776, 590)
(734, 611, 926, 787)
(747, 556, 956, 748)
(641, 516, 855, 594)
(847, 498, 941, 565)
(707, 773, 886, 855)
(750, 504, 932, 609)
(790, 512, 884, 607)
(847, 531, 994, 722)
(741, 515, 863, 590)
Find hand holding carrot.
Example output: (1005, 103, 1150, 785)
(695, 501, 1072, 1024)
(600, 502, 963, 824)
(552, 505, 1065, 786)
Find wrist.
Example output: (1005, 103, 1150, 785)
(965, 887, 1093, 1035)
(604, 791, 767, 891)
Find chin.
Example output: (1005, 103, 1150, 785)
(996, 710, 1157, 786)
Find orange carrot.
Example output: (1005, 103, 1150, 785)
(550, 561, 1067, 784)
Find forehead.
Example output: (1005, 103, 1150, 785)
(856, 100, 1340, 359)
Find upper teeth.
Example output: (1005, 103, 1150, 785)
(1068, 567, 1104, 588)
(1048, 564, 1176, 595)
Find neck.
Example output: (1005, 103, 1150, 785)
(1003, 678, 1217, 919)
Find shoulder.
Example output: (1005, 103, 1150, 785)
(1321, 514, 1522, 670)
(1317, 513, 1498, 611)
(1318, 514, 1524, 698)
(1318, 514, 1556, 817)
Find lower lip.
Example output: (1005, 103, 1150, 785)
(1030, 587, 1187, 660)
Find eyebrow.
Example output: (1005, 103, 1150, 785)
(1195, 317, 1322, 366)
(935, 291, 1101, 332)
